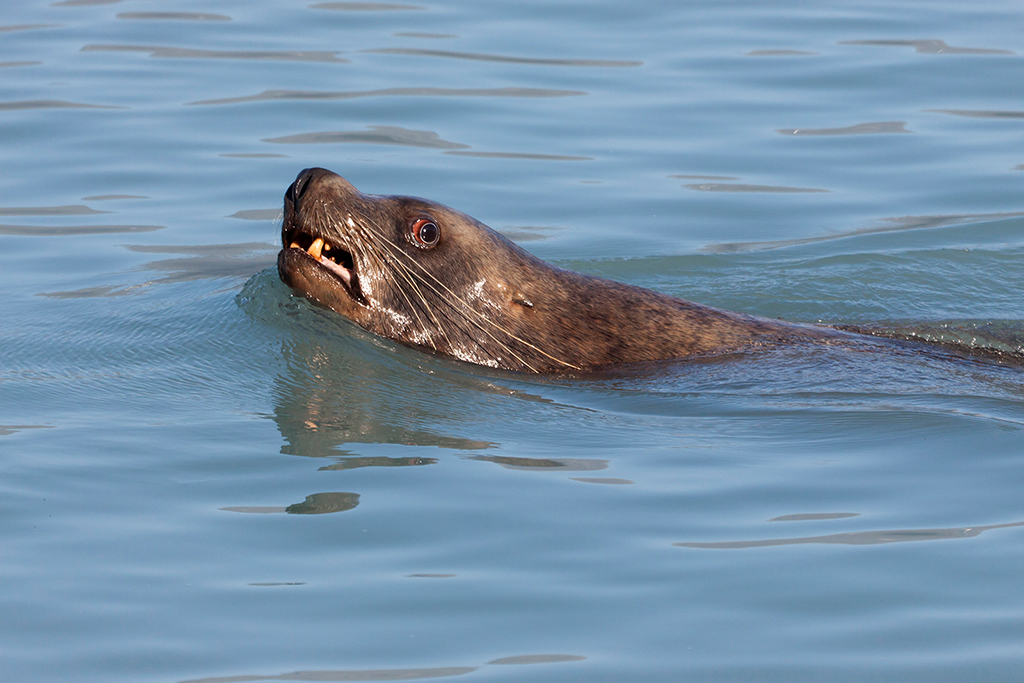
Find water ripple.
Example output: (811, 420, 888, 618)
(841, 39, 1014, 55)
(53, 0, 128, 5)
(363, 47, 642, 67)
(263, 125, 468, 149)
(310, 2, 426, 9)
(677, 520, 1024, 549)
(777, 121, 911, 136)
(191, 87, 586, 106)
(116, 12, 232, 21)
(446, 151, 591, 161)
(0, 224, 162, 236)
(685, 183, 827, 193)
(703, 211, 1024, 252)
(928, 109, 1024, 119)
(0, 24, 61, 33)
(0, 99, 122, 110)
(81, 45, 349, 62)
(0, 205, 109, 216)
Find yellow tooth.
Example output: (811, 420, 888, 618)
(308, 237, 324, 260)
(289, 242, 300, 249)
(323, 243, 331, 251)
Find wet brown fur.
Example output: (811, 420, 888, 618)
(277, 168, 840, 373)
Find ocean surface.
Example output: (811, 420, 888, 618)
(3, 1, 1024, 681)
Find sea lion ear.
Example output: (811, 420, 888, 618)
(409, 217, 440, 249)
(512, 293, 534, 308)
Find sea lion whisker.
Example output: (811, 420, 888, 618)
(352, 236, 435, 345)
(356, 227, 447, 351)
(350, 218, 468, 352)
(350, 216, 568, 367)
(351, 218, 547, 370)
(353, 223, 539, 369)
(349, 219, 519, 362)
(358, 225, 557, 368)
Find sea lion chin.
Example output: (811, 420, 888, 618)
(277, 167, 838, 373)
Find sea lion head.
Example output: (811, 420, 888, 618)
(277, 167, 573, 371)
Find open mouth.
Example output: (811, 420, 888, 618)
(284, 229, 367, 305)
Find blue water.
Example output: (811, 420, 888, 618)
(3, 1, 1024, 681)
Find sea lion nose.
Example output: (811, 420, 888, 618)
(287, 169, 314, 205)
(287, 167, 338, 206)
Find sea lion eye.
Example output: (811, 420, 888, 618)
(411, 218, 440, 248)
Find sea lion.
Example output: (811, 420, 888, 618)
(277, 167, 841, 373)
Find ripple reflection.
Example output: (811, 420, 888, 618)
(470, 455, 608, 471)
(221, 492, 361, 515)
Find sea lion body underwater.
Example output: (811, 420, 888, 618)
(277, 167, 844, 373)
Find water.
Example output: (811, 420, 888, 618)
(2, 1, 1024, 681)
